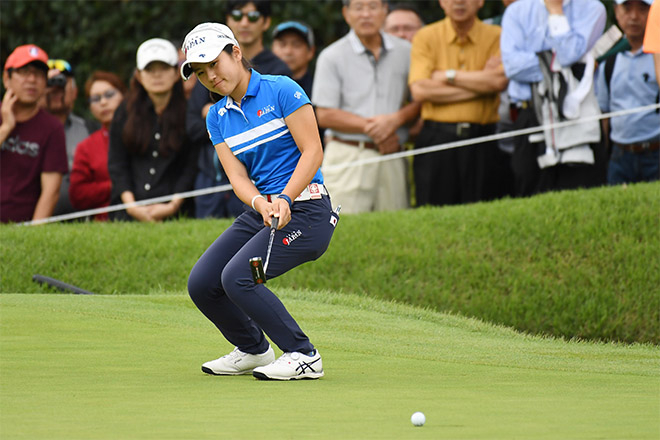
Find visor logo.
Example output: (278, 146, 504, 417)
(184, 36, 206, 54)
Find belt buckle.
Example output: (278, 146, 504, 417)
(641, 142, 650, 150)
(457, 123, 470, 137)
(308, 183, 322, 200)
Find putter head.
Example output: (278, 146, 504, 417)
(249, 257, 266, 284)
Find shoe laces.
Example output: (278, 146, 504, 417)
(221, 347, 243, 360)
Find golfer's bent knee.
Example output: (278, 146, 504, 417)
(187, 264, 214, 302)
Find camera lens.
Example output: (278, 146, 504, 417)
(47, 74, 67, 88)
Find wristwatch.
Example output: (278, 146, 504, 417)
(446, 69, 456, 84)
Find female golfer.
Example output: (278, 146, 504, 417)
(182, 23, 338, 380)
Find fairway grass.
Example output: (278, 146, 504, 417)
(1, 291, 658, 440)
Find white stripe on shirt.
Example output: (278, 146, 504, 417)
(225, 118, 287, 148)
(232, 129, 290, 156)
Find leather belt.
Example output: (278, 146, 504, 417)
(328, 136, 377, 150)
(614, 142, 660, 153)
(423, 121, 495, 138)
(510, 101, 531, 110)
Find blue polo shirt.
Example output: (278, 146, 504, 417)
(596, 48, 660, 144)
(206, 70, 323, 194)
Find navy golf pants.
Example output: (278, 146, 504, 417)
(188, 195, 338, 355)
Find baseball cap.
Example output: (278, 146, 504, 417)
(615, 0, 653, 4)
(4, 44, 49, 71)
(47, 59, 74, 77)
(136, 38, 178, 71)
(180, 22, 239, 81)
(272, 21, 315, 48)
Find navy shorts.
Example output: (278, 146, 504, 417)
(188, 195, 338, 354)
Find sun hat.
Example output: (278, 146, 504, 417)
(4, 44, 49, 71)
(136, 38, 178, 70)
(180, 23, 239, 81)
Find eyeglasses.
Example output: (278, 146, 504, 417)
(230, 9, 262, 22)
(88, 89, 118, 104)
(47, 59, 73, 74)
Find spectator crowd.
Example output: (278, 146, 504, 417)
(2, 0, 659, 223)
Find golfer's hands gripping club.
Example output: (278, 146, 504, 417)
(255, 196, 291, 229)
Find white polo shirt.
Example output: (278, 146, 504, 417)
(207, 70, 323, 194)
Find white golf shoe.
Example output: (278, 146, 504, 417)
(252, 350, 324, 380)
(202, 346, 275, 376)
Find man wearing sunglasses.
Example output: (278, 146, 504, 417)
(185, 0, 293, 219)
(1, 44, 68, 223)
(225, 0, 291, 77)
(44, 59, 97, 216)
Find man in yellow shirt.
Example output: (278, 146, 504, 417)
(409, 0, 508, 206)
(643, 0, 660, 86)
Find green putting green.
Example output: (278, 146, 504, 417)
(1, 292, 658, 439)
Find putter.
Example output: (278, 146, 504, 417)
(250, 216, 278, 284)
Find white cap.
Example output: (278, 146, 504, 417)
(136, 38, 178, 70)
(180, 23, 239, 81)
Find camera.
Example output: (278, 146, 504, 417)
(47, 74, 67, 88)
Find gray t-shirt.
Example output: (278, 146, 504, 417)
(65, 113, 91, 169)
(312, 30, 412, 144)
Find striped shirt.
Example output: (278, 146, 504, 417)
(206, 70, 323, 194)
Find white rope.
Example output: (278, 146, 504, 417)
(19, 103, 660, 226)
(22, 184, 233, 226)
(323, 103, 660, 171)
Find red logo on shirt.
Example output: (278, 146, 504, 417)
(257, 105, 274, 117)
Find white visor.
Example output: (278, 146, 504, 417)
(180, 23, 239, 80)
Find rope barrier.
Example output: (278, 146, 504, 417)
(19, 102, 660, 226)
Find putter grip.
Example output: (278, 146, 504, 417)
(271, 216, 279, 230)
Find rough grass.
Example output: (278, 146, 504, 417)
(1, 182, 658, 343)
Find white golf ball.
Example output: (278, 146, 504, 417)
(411, 411, 425, 427)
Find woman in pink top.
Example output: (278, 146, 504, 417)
(69, 71, 125, 220)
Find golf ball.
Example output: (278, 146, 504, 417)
(411, 411, 425, 427)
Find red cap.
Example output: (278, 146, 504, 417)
(4, 44, 49, 71)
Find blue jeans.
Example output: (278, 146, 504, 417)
(187, 196, 338, 354)
(607, 145, 660, 185)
